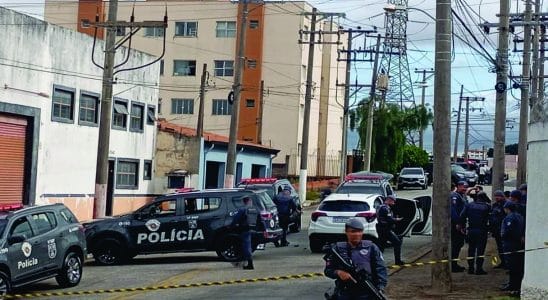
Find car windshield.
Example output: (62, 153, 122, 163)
(401, 169, 422, 175)
(255, 191, 276, 209)
(0, 219, 7, 237)
(319, 200, 370, 212)
(336, 184, 383, 195)
(238, 184, 275, 198)
(452, 165, 466, 173)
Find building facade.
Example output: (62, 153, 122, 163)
(0, 7, 160, 221)
(44, 0, 346, 177)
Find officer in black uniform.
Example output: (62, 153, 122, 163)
(460, 191, 491, 275)
(490, 190, 508, 269)
(376, 195, 405, 265)
(324, 218, 388, 300)
(450, 181, 468, 272)
(231, 197, 254, 270)
(500, 201, 525, 295)
(273, 186, 297, 246)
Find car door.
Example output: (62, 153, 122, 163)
(128, 198, 182, 253)
(411, 196, 433, 235)
(7, 215, 44, 283)
(392, 197, 422, 238)
(29, 211, 61, 271)
(180, 196, 224, 250)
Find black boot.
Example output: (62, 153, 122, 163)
(243, 259, 254, 270)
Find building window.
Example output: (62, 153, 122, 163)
(112, 99, 129, 130)
(116, 26, 126, 36)
(52, 85, 75, 123)
(78, 91, 100, 126)
(130, 102, 145, 132)
(212, 99, 232, 115)
(173, 60, 196, 76)
(168, 176, 185, 189)
(249, 20, 259, 29)
(144, 27, 164, 37)
(247, 59, 257, 69)
(172, 98, 194, 114)
(146, 105, 156, 125)
(175, 21, 198, 37)
(143, 160, 152, 180)
(214, 60, 234, 77)
(116, 159, 139, 189)
(216, 21, 236, 37)
(159, 60, 164, 76)
(246, 99, 255, 108)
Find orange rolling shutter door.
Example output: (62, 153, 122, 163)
(0, 115, 27, 205)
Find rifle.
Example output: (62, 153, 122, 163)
(325, 245, 388, 300)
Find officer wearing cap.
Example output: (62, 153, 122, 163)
(490, 190, 508, 269)
(450, 181, 469, 272)
(324, 218, 388, 299)
(500, 201, 525, 294)
(460, 191, 491, 275)
(509, 190, 526, 221)
(518, 184, 527, 204)
(376, 195, 405, 265)
(273, 185, 297, 247)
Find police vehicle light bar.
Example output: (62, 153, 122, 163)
(240, 178, 278, 184)
(0, 204, 24, 212)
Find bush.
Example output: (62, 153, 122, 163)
(306, 190, 320, 200)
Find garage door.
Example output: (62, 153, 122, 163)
(0, 114, 27, 205)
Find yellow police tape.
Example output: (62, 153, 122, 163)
(5, 246, 547, 299)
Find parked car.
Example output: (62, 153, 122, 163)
(451, 164, 478, 186)
(335, 173, 397, 198)
(0, 203, 86, 295)
(237, 178, 302, 232)
(84, 189, 282, 265)
(397, 167, 428, 190)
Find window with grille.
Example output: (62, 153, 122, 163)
(130, 102, 144, 132)
(216, 21, 236, 37)
(212, 99, 232, 115)
(116, 160, 139, 189)
(214, 60, 234, 77)
(52, 86, 75, 123)
(173, 60, 196, 76)
(175, 21, 198, 37)
(144, 27, 164, 37)
(112, 99, 129, 130)
(172, 98, 194, 114)
(249, 20, 259, 29)
(79, 92, 99, 126)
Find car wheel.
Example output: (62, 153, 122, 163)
(93, 238, 127, 265)
(0, 270, 11, 296)
(289, 220, 301, 233)
(309, 238, 323, 253)
(216, 234, 243, 262)
(56, 252, 83, 288)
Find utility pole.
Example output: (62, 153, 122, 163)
(364, 34, 382, 172)
(537, 25, 545, 115)
(340, 28, 353, 181)
(197, 63, 207, 137)
(517, 0, 533, 187)
(492, 0, 510, 197)
(463, 96, 485, 160)
(225, 0, 248, 188)
(453, 85, 464, 162)
(415, 68, 435, 150)
(432, 0, 452, 292)
(258, 80, 264, 144)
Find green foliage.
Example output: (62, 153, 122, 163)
(402, 145, 430, 168)
(306, 190, 320, 201)
(505, 143, 518, 155)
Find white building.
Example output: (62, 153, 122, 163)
(0, 7, 160, 221)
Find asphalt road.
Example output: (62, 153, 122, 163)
(19, 189, 433, 300)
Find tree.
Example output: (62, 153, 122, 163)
(402, 145, 430, 168)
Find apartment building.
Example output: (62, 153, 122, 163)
(44, 0, 346, 177)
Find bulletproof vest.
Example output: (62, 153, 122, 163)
(377, 204, 393, 227)
(490, 201, 506, 226)
(335, 241, 374, 275)
(275, 193, 293, 216)
(451, 191, 466, 214)
(465, 201, 490, 230)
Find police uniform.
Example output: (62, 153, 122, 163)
(324, 219, 388, 300)
(490, 192, 508, 268)
(231, 204, 254, 270)
(460, 197, 491, 274)
(375, 201, 404, 265)
(501, 202, 525, 292)
(450, 189, 467, 271)
(273, 188, 297, 246)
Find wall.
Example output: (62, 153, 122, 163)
(0, 7, 159, 221)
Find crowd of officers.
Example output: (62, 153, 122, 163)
(451, 181, 527, 295)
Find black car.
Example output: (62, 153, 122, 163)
(451, 164, 478, 186)
(0, 203, 86, 295)
(83, 189, 283, 265)
(237, 178, 302, 232)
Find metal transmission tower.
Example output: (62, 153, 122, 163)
(379, 1, 415, 108)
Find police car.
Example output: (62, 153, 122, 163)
(237, 178, 302, 232)
(83, 189, 283, 265)
(335, 173, 397, 198)
(0, 203, 86, 295)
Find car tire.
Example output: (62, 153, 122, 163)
(309, 238, 323, 253)
(289, 220, 301, 233)
(56, 252, 83, 288)
(93, 238, 127, 265)
(0, 270, 11, 296)
(216, 234, 243, 262)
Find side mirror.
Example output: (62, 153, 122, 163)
(8, 235, 25, 245)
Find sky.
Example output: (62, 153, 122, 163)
(1, 0, 545, 154)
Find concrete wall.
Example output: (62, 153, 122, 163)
(522, 123, 548, 299)
(0, 7, 159, 221)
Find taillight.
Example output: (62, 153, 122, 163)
(261, 212, 273, 219)
(311, 211, 327, 222)
(356, 212, 376, 223)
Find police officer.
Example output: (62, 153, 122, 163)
(376, 195, 405, 265)
(509, 190, 526, 221)
(450, 181, 468, 272)
(490, 190, 508, 269)
(500, 201, 525, 295)
(231, 197, 254, 270)
(518, 184, 527, 204)
(274, 185, 297, 247)
(460, 191, 491, 275)
(324, 218, 388, 300)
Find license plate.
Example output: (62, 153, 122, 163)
(332, 216, 350, 223)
